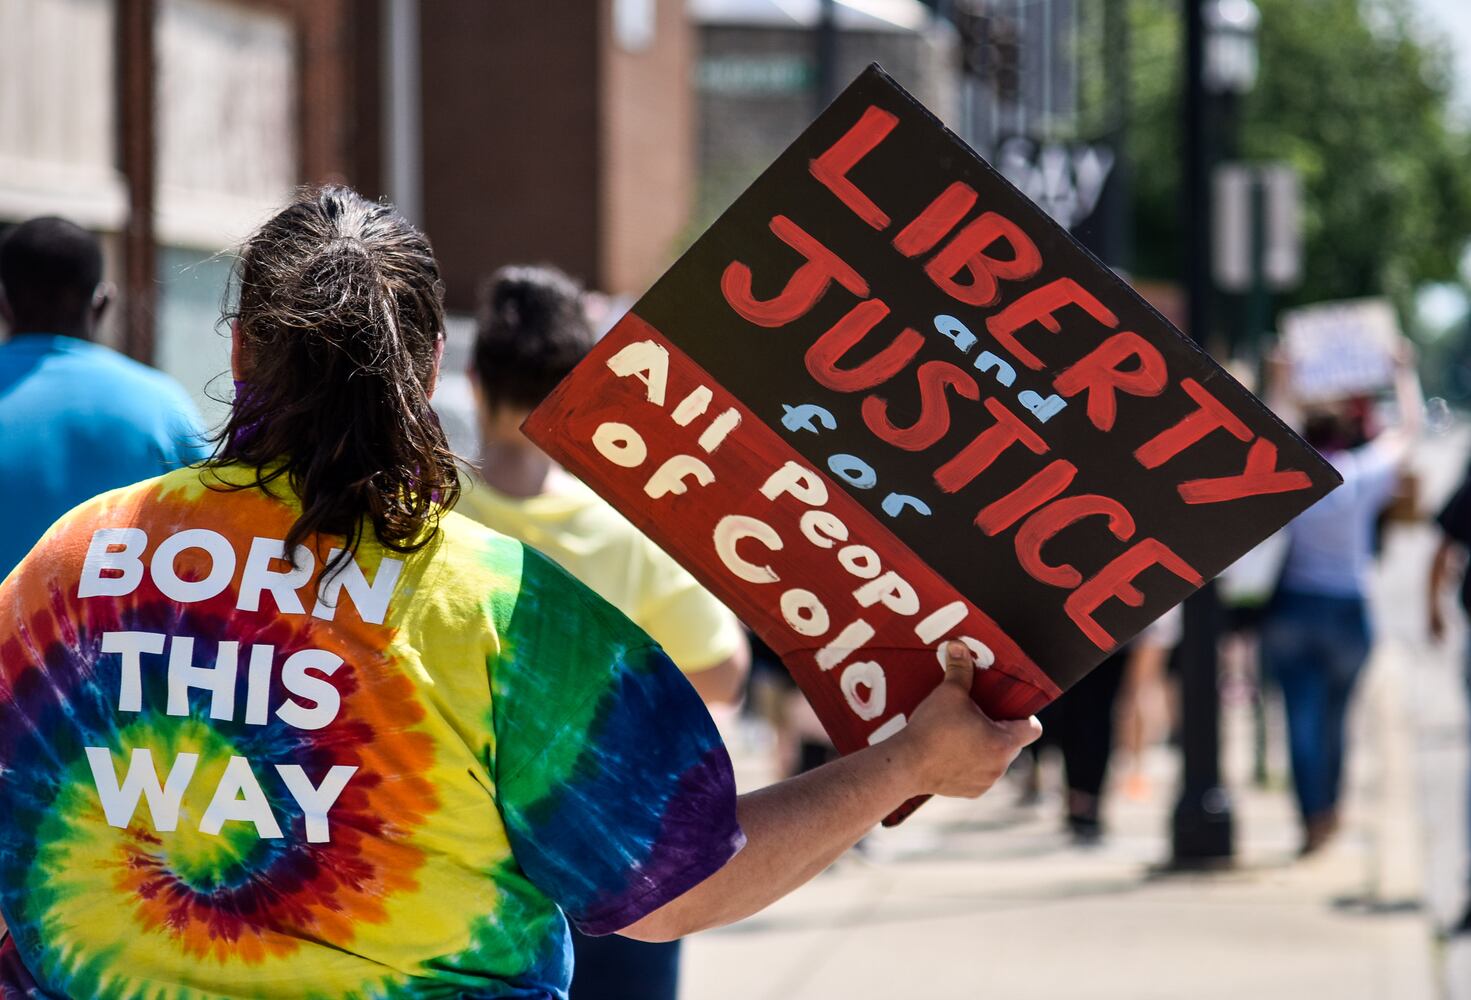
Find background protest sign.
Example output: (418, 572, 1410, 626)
(525, 66, 1340, 811)
(1280, 297, 1402, 402)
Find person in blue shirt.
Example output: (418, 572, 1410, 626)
(0, 216, 208, 578)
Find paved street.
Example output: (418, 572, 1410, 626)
(681, 431, 1471, 1000)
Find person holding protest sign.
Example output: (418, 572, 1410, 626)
(459, 263, 750, 1000)
(0, 187, 1040, 998)
(1260, 341, 1423, 854)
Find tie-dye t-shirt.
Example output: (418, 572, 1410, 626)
(0, 463, 743, 999)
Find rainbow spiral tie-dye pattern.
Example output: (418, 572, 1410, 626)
(0, 465, 742, 999)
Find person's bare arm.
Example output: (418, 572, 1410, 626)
(684, 637, 751, 707)
(1374, 343, 1425, 463)
(1394, 342, 1425, 438)
(619, 643, 1041, 941)
(1429, 536, 1457, 642)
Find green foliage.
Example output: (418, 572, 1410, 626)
(1126, 0, 1471, 315)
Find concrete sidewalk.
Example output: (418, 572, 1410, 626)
(1403, 547, 1471, 1000)
(683, 635, 1439, 1000)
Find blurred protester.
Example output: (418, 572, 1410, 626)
(1427, 457, 1471, 933)
(745, 629, 844, 788)
(1115, 609, 1184, 802)
(1036, 609, 1181, 842)
(0, 216, 206, 578)
(460, 264, 750, 1000)
(1218, 532, 1288, 789)
(0, 187, 1041, 997)
(1260, 345, 1423, 854)
(1034, 653, 1123, 841)
(1427, 458, 1471, 647)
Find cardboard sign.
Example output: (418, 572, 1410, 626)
(525, 66, 1340, 804)
(1281, 297, 1402, 402)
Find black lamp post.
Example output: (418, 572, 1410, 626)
(815, 0, 839, 112)
(1171, 0, 1259, 870)
(1204, 0, 1261, 97)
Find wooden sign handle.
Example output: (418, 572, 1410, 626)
(883, 795, 930, 827)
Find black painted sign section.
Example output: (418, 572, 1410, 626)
(533, 65, 1340, 702)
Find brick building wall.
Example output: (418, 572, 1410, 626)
(418, 0, 695, 308)
(599, 0, 696, 295)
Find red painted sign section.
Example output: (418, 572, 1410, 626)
(526, 314, 1061, 822)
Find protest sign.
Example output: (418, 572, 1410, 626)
(525, 66, 1340, 819)
(1280, 297, 1402, 402)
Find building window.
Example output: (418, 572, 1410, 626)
(614, 0, 656, 52)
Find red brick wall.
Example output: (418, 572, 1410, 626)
(419, 1, 603, 310)
(598, 0, 695, 296)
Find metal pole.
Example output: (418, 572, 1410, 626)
(1103, 0, 1132, 271)
(118, 0, 157, 363)
(977, 9, 996, 157)
(1217, 88, 1243, 356)
(1171, 0, 1235, 869)
(383, 0, 423, 226)
(1245, 173, 1270, 358)
(815, 0, 839, 113)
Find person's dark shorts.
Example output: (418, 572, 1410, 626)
(570, 929, 680, 1000)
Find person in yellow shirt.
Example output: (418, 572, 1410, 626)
(458, 471, 749, 704)
(460, 264, 750, 998)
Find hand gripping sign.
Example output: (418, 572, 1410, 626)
(525, 66, 1340, 824)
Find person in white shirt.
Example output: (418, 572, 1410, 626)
(1261, 344, 1422, 854)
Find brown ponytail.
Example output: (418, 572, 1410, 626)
(211, 186, 459, 566)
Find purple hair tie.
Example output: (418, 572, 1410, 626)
(229, 378, 267, 449)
